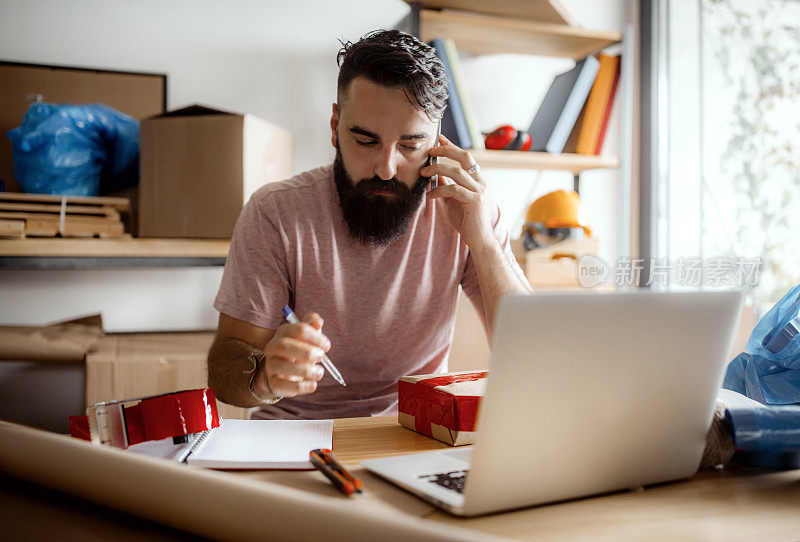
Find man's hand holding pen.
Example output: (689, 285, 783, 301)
(253, 312, 331, 399)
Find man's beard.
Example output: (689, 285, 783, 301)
(333, 147, 428, 247)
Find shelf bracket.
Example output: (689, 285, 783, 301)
(395, 2, 421, 38)
(409, 1, 421, 38)
(573, 173, 581, 194)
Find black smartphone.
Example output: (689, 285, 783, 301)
(427, 122, 441, 191)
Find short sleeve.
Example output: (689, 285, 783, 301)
(460, 199, 524, 301)
(213, 195, 291, 329)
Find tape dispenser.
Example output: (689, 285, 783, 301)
(69, 388, 220, 449)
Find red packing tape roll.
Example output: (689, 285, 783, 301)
(136, 389, 219, 444)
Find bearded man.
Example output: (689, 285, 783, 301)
(208, 29, 531, 419)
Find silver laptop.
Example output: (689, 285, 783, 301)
(362, 290, 743, 516)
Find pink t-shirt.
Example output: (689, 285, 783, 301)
(214, 164, 518, 419)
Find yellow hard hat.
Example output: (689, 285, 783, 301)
(524, 190, 592, 236)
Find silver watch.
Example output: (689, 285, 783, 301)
(246, 353, 282, 405)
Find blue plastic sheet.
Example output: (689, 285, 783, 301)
(724, 284, 800, 405)
(718, 389, 800, 452)
(6, 102, 139, 196)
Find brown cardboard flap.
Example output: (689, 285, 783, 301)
(0, 323, 103, 363)
(151, 104, 233, 118)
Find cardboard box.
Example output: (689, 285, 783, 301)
(85, 331, 249, 420)
(398, 371, 488, 446)
(0, 320, 249, 433)
(139, 105, 293, 238)
(511, 237, 599, 289)
(0, 61, 167, 233)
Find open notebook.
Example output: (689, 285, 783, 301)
(128, 418, 334, 469)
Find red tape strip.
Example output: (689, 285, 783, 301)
(68, 415, 91, 441)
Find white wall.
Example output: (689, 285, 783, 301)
(0, 0, 633, 331)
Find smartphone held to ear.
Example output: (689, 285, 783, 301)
(427, 122, 441, 191)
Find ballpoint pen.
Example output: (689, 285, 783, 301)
(281, 305, 346, 386)
(310, 448, 362, 496)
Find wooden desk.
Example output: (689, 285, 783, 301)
(231, 416, 800, 540)
(351, 418, 800, 540)
(2, 417, 800, 541)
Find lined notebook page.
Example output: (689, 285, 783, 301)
(186, 419, 333, 469)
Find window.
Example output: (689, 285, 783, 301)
(652, 0, 799, 302)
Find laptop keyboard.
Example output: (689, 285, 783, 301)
(419, 469, 469, 494)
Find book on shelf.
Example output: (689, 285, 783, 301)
(563, 54, 621, 155)
(594, 55, 621, 154)
(562, 102, 586, 155)
(526, 55, 600, 154)
(567, 54, 621, 155)
(430, 38, 472, 149)
(441, 38, 485, 150)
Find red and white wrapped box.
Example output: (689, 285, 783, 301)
(397, 370, 488, 446)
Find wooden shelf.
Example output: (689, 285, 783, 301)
(0, 238, 230, 269)
(419, 9, 621, 59)
(413, 5, 623, 175)
(445, 150, 618, 173)
(403, 0, 574, 25)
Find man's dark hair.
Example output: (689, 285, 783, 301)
(336, 29, 448, 121)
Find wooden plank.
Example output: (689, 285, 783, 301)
(97, 232, 133, 239)
(0, 209, 126, 238)
(443, 150, 619, 173)
(419, 9, 621, 59)
(18, 219, 57, 237)
(62, 222, 124, 237)
(0, 219, 24, 238)
(16, 218, 125, 238)
(0, 202, 120, 218)
(0, 192, 130, 212)
(0, 211, 123, 227)
(0, 238, 231, 258)
(402, 0, 574, 25)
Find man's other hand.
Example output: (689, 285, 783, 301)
(422, 133, 495, 252)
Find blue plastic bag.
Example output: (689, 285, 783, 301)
(6, 102, 139, 196)
(724, 284, 800, 405)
